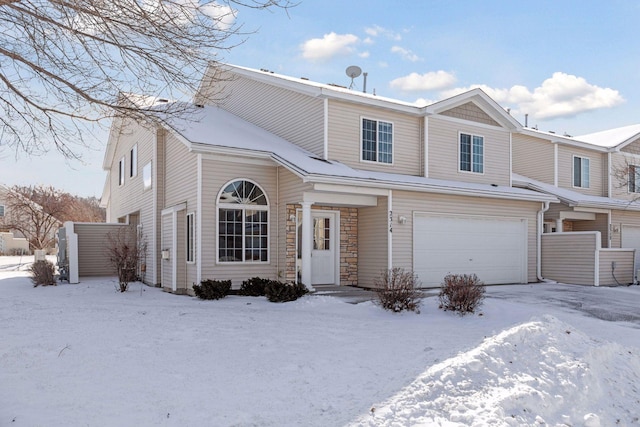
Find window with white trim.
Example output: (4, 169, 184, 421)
(362, 118, 393, 164)
(130, 144, 137, 178)
(459, 133, 484, 173)
(629, 165, 640, 193)
(118, 157, 125, 186)
(143, 162, 152, 190)
(186, 212, 195, 263)
(573, 155, 590, 188)
(217, 180, 268, 263)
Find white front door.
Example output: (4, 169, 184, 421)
(311, 211, 337, 285)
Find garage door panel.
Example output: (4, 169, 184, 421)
(413, 214, 527, 286)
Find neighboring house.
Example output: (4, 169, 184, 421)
(512, 125, 640, 277)
(102, 64, 561, 293)
(0, 185, 29, 254)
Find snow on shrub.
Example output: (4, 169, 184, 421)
(439, 273, 485, 315)
(374, 268, 422, 313)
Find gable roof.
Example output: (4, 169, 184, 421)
(575, 124, 640, 150)
(161, 103, 554, 203)
(513, 173, 640, 211)
(203, 64, 522, 129)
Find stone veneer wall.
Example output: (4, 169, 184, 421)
(285, 204, 358, 286)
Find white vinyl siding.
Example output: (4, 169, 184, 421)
(202, 71, 325, 157)
(327, 100, 422, 175)
(557, 146, 603, 196)
(361, 118, 393, 164)
(512, 133, 555, 184)
(573, 155, 590, 188)
(427, 116, 510, 185)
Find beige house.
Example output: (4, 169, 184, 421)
(512, 125, 640, 283)
(0, 185, 30, 255)
(102, 64, 561, 292)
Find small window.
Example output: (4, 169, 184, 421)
(459, 133, 484, 173)
(143, 162, 152, 190)
(362, 118, 393, 164)
(186, 212, 195, 263)
(118, 157, 125, 186)
(0, 204, 4, 217)
(629, 165, 640, 193)
(573, 156, 590, 188)
(130, 145, 138, 178)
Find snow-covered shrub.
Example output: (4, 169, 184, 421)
(439, 273, 485, 315)
(264, 281, 308, 302)
(29, 260, 56, 287)
(374, 268, 422, 313)
(193, 279, 232, 300)
(239, 277, 270, 296)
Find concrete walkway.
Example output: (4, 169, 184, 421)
(311, 285, 376, 304)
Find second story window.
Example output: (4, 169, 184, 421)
(459, 133, 484, 173)
(118, 157, 125, 186)
(130, 144, 138, 178)
(573, 156, 590, 188)
(0, 204, 4, 217)
(362, 118, 393, 164)
(629, 165, 640, 193)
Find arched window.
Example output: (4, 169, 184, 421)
(217, 179, 269, 263)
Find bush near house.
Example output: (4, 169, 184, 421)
(193, 279, 232, 300)
(439, 273, 486, 315)
(374, 268, 422, 313)
(239, 277, 270, 296)
(29, 260, 56, 287)
(264, 281, 308, 303)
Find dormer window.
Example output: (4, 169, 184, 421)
(362, 118, 393, 164)
(573, 156, 590, 188)
(459, 133, 484, 173)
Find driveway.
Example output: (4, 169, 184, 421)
(485, 282, 640, 325)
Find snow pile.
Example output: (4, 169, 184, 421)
(351, 315, 640, 426)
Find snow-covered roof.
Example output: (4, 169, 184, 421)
(163, 104, 555, 203)
(512, 173, 640, 211)
(575, 124, 640, 149)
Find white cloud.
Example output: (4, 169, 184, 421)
(440, 73, 624, 120)
(364, 25, 402, 41)
(390, 71, 457, 92)
(202, 2, 237, 31)
(358, 51, 370, 59)
(301, 32, 359, 62)
(391, 46, 420, 62)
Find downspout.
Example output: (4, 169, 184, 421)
(196, 154, 202, 285)
(537, 201, 550, 281)
(388, 190, 393, 270)
(323, 98, 329, 160)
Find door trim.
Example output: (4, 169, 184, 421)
(296, 209, 341, 286)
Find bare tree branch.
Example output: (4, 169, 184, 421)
(0, 0, 294, 158)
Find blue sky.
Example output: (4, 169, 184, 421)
(2, 0, 639, 197)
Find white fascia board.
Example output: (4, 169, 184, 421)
(161, 203, 187, 216)
(303, 191, 378, 207)
(307, 175, 558, 203)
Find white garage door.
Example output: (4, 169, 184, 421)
(413, 214, 527, 286)
(621, 225, 640, 274)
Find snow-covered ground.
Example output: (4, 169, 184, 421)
(1, 256, 639, 426)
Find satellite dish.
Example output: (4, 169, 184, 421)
(346, 65, 362, 89)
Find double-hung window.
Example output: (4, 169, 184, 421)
(629, 165, 640, 193)
(573, 156, 590, 188)
(459, 133, 484, 173)
(217, 180, 269, 263)
(362, 118, 393, 164)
